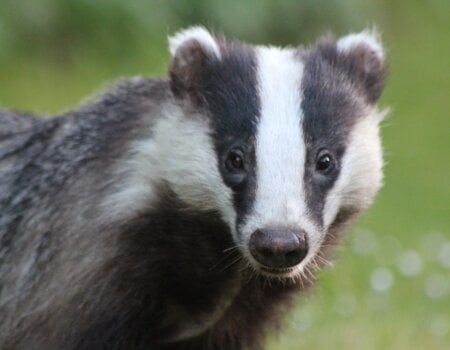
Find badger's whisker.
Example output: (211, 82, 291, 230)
(209, 249, 240, 272)
(315, 255, 334, 268)
(222, 245, 240, 253)
(217, 255, 243, 273)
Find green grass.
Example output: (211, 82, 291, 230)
(0, 1, 448, 349)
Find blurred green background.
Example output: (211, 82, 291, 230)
(1, 1, 448, 349)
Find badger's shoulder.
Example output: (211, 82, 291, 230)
(0, 76, 172, 221)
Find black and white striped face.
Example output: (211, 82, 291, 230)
(169, 27, 385, 278)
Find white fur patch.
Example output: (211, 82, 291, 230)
(337, 29, 384, 59)
(154, 109, 235, 229)
(323, 110, 384, 229)
(252, 47, 306, 227)
(169, 26, 221, 60)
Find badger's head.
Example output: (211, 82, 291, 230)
(167, 27, 386, 279)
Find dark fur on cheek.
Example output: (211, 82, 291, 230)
(199, 41, 261, 229)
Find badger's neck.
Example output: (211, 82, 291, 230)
(110, 192, 303, 345)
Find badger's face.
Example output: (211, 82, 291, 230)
(169, 27, 385, 278)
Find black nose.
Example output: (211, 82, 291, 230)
(249, 228, 308, 269)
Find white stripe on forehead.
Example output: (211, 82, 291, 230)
(252, 47, 308, 227)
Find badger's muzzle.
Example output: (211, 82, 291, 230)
(249, 228, 309, 270)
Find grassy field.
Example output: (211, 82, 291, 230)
(0, 1, 448, 349)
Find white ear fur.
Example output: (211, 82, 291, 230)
(168, 26, 221, 60)
(337, 29, 384, 59)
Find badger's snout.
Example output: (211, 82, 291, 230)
(249, 228, 309, 270)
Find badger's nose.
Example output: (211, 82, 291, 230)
(249, 228, 308, 269)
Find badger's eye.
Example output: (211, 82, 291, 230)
(226, 149, 244, 171)
(316, 152, 334, 172)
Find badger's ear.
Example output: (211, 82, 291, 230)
(168, 26, 222, 105)
(336, 30, 386, 103)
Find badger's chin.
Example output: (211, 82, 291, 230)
(259, 266, 297, 278)
(244, 253, 315, 281)
(250, 265, 311, 284)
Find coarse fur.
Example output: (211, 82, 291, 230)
(0, 27, 387, 349)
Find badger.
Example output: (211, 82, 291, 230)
(0, 26, 386, 349)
